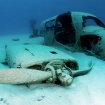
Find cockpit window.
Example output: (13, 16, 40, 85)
(82, 16, 105, 28)
(56, 21, 62, 27)
(45, 19, 55, 29)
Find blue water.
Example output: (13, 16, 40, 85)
(0, 0, 104, 35)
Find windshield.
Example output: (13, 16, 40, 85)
(82, 16, 105, 28)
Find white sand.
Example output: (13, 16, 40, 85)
(0, 34, 105, 105)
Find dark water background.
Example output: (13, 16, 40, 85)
(0, 0, 104, 35)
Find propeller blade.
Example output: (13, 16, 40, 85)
(0, 68, 52, 84)
(72, 60, 93, 77)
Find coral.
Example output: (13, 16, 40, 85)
(29, 18, 38, 38)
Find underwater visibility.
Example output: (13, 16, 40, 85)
(0, 0, 105, 105)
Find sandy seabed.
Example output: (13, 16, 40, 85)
(0, 34, 105, 105)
